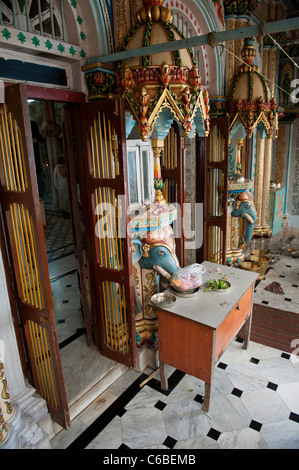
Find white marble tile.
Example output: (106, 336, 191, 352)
(86, 416, 122, 449)
(241, 388, 290, 424)
(162, 374, 198, 404)
(246, 341, 285, 360)
(261, 419, 299, 449)
(108, 368, 142, 396)
(60, 336, 121, 403)
(257, 357, 299, 385)
(163, 400, 211, 441)
(78, 390, 118, 426)
(277, 382, 299, 414)
(218, 427, 268, 449)
(219, 340, 251, 365)
(125, 385, 168, 410)
(204, 394, 251, 432)
(190, 367, 234, 398)
(51, 418, 87, 449)
(121, 407, 167, 449)
(226, 361, 268, 392)
(175, 437, 220, 449)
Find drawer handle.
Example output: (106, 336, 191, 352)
(236, 305, 240, 310)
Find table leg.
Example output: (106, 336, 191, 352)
(203, 383, 211, 412)
(242, 313, 252, 350)
(160, 361, 168, 391)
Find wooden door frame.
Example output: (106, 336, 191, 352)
(0, 82, 89, 380)
(0, 84, 73, 428)
(72, 98, 137, 368)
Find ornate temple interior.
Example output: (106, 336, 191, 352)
(0, 0, 299, 450)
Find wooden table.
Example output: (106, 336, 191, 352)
(156, 261, 258, 411)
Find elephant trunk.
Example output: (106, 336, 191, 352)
(153, 265, 171, 281)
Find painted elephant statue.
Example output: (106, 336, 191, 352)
(132, 238, 179, 280)
(228, 191, 257, 247)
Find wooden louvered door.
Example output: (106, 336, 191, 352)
(204, 117, 229, 265)
(72, 98, 136, 368)
(161, 122, 185, 267)
(0, 84, 70, 429)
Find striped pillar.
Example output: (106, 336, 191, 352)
(253, 133, 266, 234)
(261, 137, 273, 232)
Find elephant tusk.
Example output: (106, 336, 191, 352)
(242, 213, 254, 224)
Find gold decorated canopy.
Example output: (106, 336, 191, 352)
(116, 0, 210, 141)
(228, 37, 278, 139)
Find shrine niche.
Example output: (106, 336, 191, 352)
(226, 37, 278, 264)
(115, 0, 210, 354)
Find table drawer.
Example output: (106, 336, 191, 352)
(214, 285, 253, 360)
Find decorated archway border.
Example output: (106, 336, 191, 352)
(0, 0, 86, 60)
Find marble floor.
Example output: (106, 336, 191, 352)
(51, 338, 299, 450)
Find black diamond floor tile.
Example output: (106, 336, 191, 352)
(267, 381, 278, 391)
(194, 394, 204, 404)
(250, 357, 260, 364)
(249, 420, 262, 432)
(207, 428, 221, 441)
(163, 436, 177, 449)
(289, 412, 299, 423)
(155, 400, 167, 411)
(217, 362, 228, 370)
(281, 352, 291, 359)
(231, 387, 243, 397)
(119, 443, 130, 449)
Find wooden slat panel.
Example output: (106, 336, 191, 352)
(204, 117, 229, 265)
(161, 122, 185, 267)
(74, 98, 136, 368)
(0, 84, 70, 429)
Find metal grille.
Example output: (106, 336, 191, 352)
(9, 203, 44, 308)
(90, 111, 119, 179)
(101, 281, 129, 353)
(94, 187, 124, 270)
(27, 321, 59, 409)
(0, 104, 27, 192)
(89, 107, 130, 356)
(162, 127, 178, 203)
(205, 119, 229, 266)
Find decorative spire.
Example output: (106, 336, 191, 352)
(135, 0, 172, 24)
(239, 37, 259, 73)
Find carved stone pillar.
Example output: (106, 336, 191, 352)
(253, 133, 265, 234)
(152, 139, 166, 204)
